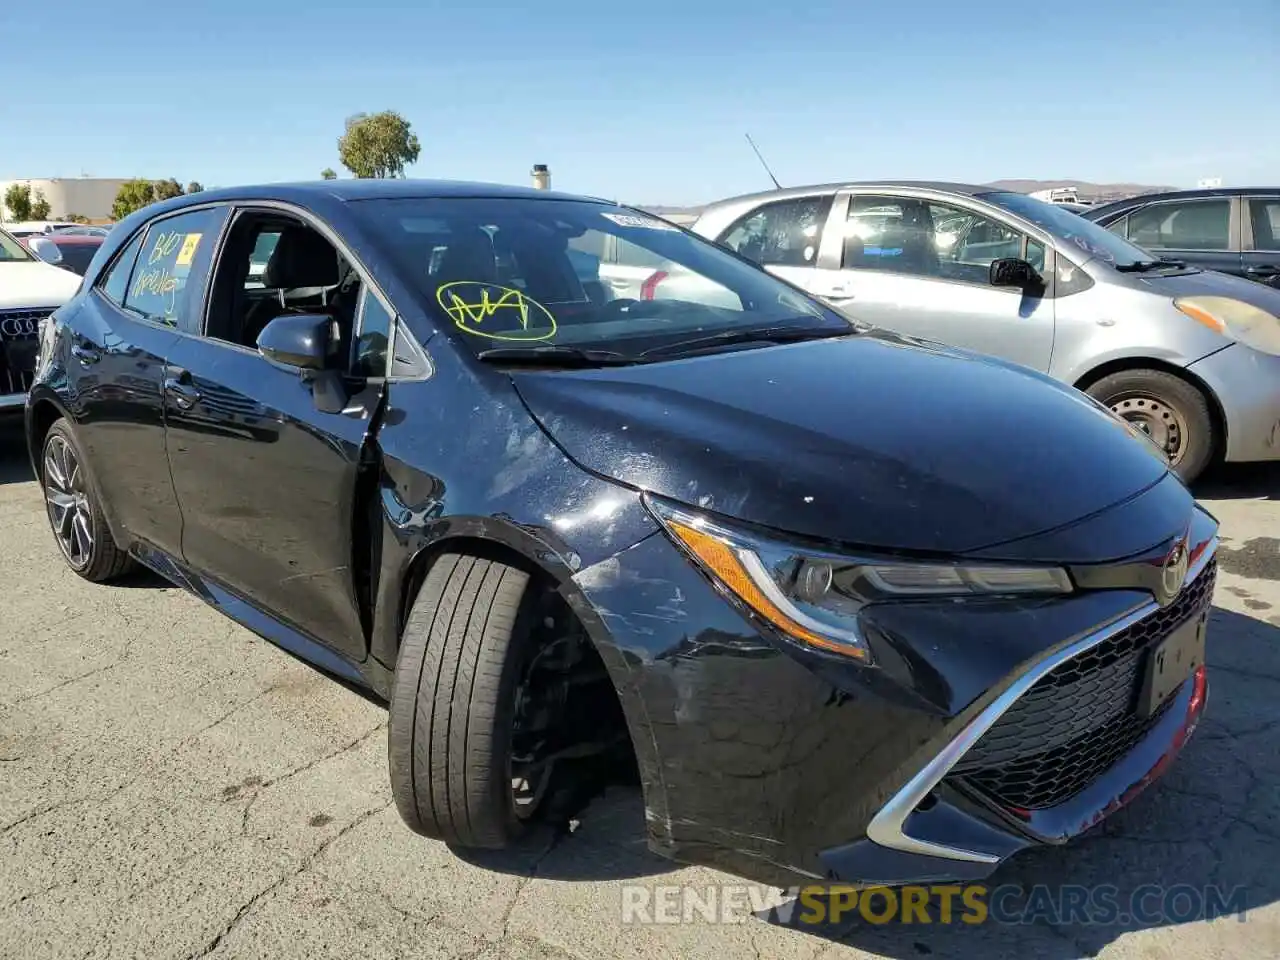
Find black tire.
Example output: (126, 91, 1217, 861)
(388, 552, 538, 849)
(40, 418, 136, 583)
(1085, 369, 1216, 484)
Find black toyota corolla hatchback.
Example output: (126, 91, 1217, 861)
(26, 180, 1217, 888)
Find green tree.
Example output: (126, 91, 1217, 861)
(320, 167, 337, 180)
(112, 179, 158, 220)
(64, 213, 91, 224)
(4, 183, 33, 221)
(154, 178, 184, 201)
(337, 111, 420, 179)
(185, 181, 204, 194)
(29, 190, 52, 221)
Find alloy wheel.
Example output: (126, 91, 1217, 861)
(1108, 393, 1188, 465)
(508, 644, 563, 820)
(44, 435, 95, 570)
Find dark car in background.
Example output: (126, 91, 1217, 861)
(1085, 188, 1280, 287)
(22, 232, 105, 276)
(26, 180, 1217, 890)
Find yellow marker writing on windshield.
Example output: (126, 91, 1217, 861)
(436, 282, 557, 342)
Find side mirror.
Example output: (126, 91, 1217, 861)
(256, 313, 335, 370)
(29, 237, 63, 266)
(989, 257, 1041, 289)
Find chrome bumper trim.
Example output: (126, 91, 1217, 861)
(865, 536, 1218, 864)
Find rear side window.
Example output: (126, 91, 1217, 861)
(718, 196, 832, 267)
(124, 207, 226, 330)
(1126, 199, 1231, 251)
(1248, 198, 1280, 251)
(99, 231, 146, 305)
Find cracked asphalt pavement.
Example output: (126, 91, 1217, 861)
(2, 421, 1279, 960)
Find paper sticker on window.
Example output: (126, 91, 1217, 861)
(175, 233, 203, 267)
(437, 282, 557, 341)
(600, 212, 678, 231)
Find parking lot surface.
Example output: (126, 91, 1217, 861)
(2, 421, 1278, 960)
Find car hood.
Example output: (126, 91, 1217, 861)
(1139, 266, 1280, 310)
(0, 260, 80, 309)
(511, 332, 1172, 556)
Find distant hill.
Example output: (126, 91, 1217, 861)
(985, 179, 1176, 203)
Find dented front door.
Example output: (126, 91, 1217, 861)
(162, 334, 381, 660)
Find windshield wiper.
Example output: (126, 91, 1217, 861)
(475, 345, 636, 367)
(1115, 258, 1187, 272)
(639, 324, 853, 360)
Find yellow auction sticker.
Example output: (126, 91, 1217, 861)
(175, 233, 202, 267)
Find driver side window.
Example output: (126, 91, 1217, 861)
(204, 211, 370, 374)
(353, 290, 392, 378)
(928, 203, 1027, 283)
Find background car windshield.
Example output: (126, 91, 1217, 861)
(0, 230, 34, 262)
(978, 191, 1156, 267)
(357, 197, 847, 356)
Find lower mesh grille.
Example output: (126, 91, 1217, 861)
(951, 560, 1215, 811)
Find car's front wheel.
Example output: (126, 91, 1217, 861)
(388, 552, 548, 849)
(1085, 369, 1216, 484)
(41, 419, 136, 582)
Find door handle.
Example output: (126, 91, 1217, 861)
(1244, 264, 1279, 277)
(164, 377, 202, 410)
(70, 344, 101, 365)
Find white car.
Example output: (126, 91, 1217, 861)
(1, 228, 81, 413)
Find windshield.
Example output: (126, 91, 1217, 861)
(0, 229, 34, 262)
(356, 197, 851, 359)
(978, 190, 1157, 268)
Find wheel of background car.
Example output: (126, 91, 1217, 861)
(388, 552, 546, 848)
(1085, 369, 1215, 484)
(41, 419, 136, 582)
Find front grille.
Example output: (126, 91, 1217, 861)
(0, 308, 51, 396)
(951, 560, 1216, 811)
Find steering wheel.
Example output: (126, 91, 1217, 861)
(597, 298, 676, 323)
(598, 298, 641, 319)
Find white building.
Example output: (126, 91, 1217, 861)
(0, 177, 130, 222)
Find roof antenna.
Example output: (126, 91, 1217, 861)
(745, 133, 782, 190)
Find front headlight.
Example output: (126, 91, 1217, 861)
(647, 499, 1073, 661)
(1175, 296, 1280, 356)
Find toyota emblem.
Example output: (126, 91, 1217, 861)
(1159, 538, 1189, 606)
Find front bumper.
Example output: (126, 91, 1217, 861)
(1188, 342, 1280, 463)
(570, 501, 1218, 889)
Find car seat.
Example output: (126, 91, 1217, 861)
(243, 226, 343, 345)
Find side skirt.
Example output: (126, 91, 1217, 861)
(130, 541, 393, 704)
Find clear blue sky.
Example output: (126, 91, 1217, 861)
(2, 0, 1276, 204)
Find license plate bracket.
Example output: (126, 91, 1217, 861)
(1137, 611, 1207, 718)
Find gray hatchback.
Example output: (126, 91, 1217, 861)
(692, 182, 1280, 482)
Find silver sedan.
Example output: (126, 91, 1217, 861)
(686, 181, 1280, 483)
